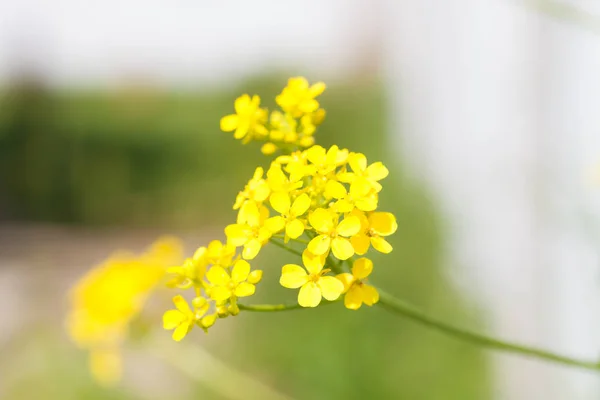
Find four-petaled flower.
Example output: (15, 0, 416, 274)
(336, 258, 379, 310)
(266, 193, 311, 241)
(162, 295, 199, 341)
(339, 152, 389, 193)
(220, 94, 268, 143)
(206, 260, 262, 301)
(276, 77, 326, 118)
(307, 208, 361, 260)
(280, 250, 344, 307)
(350, 211, 398, 255)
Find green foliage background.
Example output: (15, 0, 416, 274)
(0, 77, 490, 399)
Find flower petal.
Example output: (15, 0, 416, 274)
(242, 239, 262, 260)
(220, 114, 239, 132)
(344, 285, 363, 310)
(290, 193, 311, 217)
(349, 153, 367, 173)
(173, 295, 192, 315)
(369, 212, 398, 236)
(234, 282, 256, 297)
(298, 282, 322, 307)
(172, 323, 191, 342)
(336, 216, 361, 237)
(366, 161, 389, 181)
(247, 269, 263, 284)
(225, 224, 251, 247)
(350, 233, 370, 255)
(209, 286, 232, 301)
(308, 208, 334, 233)
(163, 310, 185, 330)
(285, 219, 305, 239)
(207, 266, 230, 286)
(361, 284, 380, 306)
(265, 216, 285, 233)
(234, 94, 251, 114)
(302, 249, 325, 275)
(308, 235, 331, 255)
(331, 237, 354, 260)
(371, 237, 393, 254)
(324, 180, 347, 199)
(352, 258, 373, 280)
(317, 276, 344, 301)
(280, 264, 309, 288)
(270, 192, 291, 215)
(231, 259, 251, 282)
(336, 273, 355, 293)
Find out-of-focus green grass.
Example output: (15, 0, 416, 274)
(0, 76, 491, 399)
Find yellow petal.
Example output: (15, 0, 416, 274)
(285, 218, 305, 239)
(247, 269, 263, 284)
(172, 323, 191, 342)
(270, 192, 291, 215)
(306, 145, 326, 165)
(350, 178, 372, 197)
(299, 99, 319, 113)
(336, 215, 361, 237)
(209, 286, 232, 301)
(234, 123, 249, 139)
(369, 212, 398, 236)
(331, 237, 354, 260)
(324, 180, 347, 199)
(298, 282, 322, 307)
(261, 142, 277, 155)
(308, 235, 331, 255)
(317, 276, 344, 301)
(231, 259, 250, 283)
(290, 193, 311, 217)
(361, 284, 379, 306)
(349, 153, 367, 173)
(234, 94, 251, 114)
(366, 161, 389, 181)
(355, 196, 378, 212)
(344, 285, 363, 310)
(163, 310, 185, 330)
(265, 216, 286, 233)
(173, 295, 192, 315)
(225, 224, 251, 247)
(280, 264, 309, 288)
(253, 181, 271, 203)
(371, 237, 393, 254)
(309, 82, 326, 97)
(352, 258, 373, 280)
(350, 233, 370, 255)
(220, 114, 239, 132)
(207, 266, 230, 286)
(238, 202, 260, 226)
(308, 208, 334, 233)
(302, 249, 325, 275)
(234, 282, 255, 297)
(336, 273, 355, 293)
(242, 239, 262, 260)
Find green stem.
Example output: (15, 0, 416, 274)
(269, 238, 303, 257)
(263, 236, 600, 370)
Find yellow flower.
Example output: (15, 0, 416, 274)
(276, 150, 311, 183)
(66, 237, 183, 385)
(206, 239, 237, 267)
(166, 246, 208, 289)
(305, 145, 348, 177)
(162, 295, 198, 341)
(339, 152, 389, 192)
(280, 250, 344, 307)
(350, 211, 398, 255)
(324, 179, 378, 213)
(234, 167, 271, 210)
(276, 77, 326, 118)
(307, 208, 361, 260)
(337, 258, 379, 310)
(265, 193, 311, 240)
(226, 202, 273, 259)
(220, 94, 268, 143)
(206, 259, 261, 301)
(266, 163, 303, 194)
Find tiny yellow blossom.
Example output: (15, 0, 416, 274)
(266, 163, 303, 194)
(350, 211, 398, 255)
(226, 202, 273, 259)
(220, 94, 268, 143)
(338, 152, 389, 192)
(162, 295, 198, 341)
(234, 167, 271, 210)
(324, 179, 378, 213)
(337, 258, 379, 310)
(265, 192, 311, 240)
(206, 259, 260, 301)
(276, 77, 326, 118)
(166, 246, 209, 289)
(280, 250, 344, 307)
(307, 208, 361, 260)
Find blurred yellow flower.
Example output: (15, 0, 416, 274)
(66, 236, 183, 385)
(220, 94, 268, 143)
(276, 77, 326, 118)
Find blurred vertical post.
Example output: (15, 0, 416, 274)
(383, 0, 600, 399)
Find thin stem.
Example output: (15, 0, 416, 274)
(269, 238, 303, 257)
(376, 289, 599, 370)
(238, 302, 304, 312)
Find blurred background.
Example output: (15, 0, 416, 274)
(1, 0, 600, 399)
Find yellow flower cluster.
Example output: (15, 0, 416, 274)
(163, 239, 263, 341)
(66, 237, 183, 385)
(220, 77, 326, 155)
